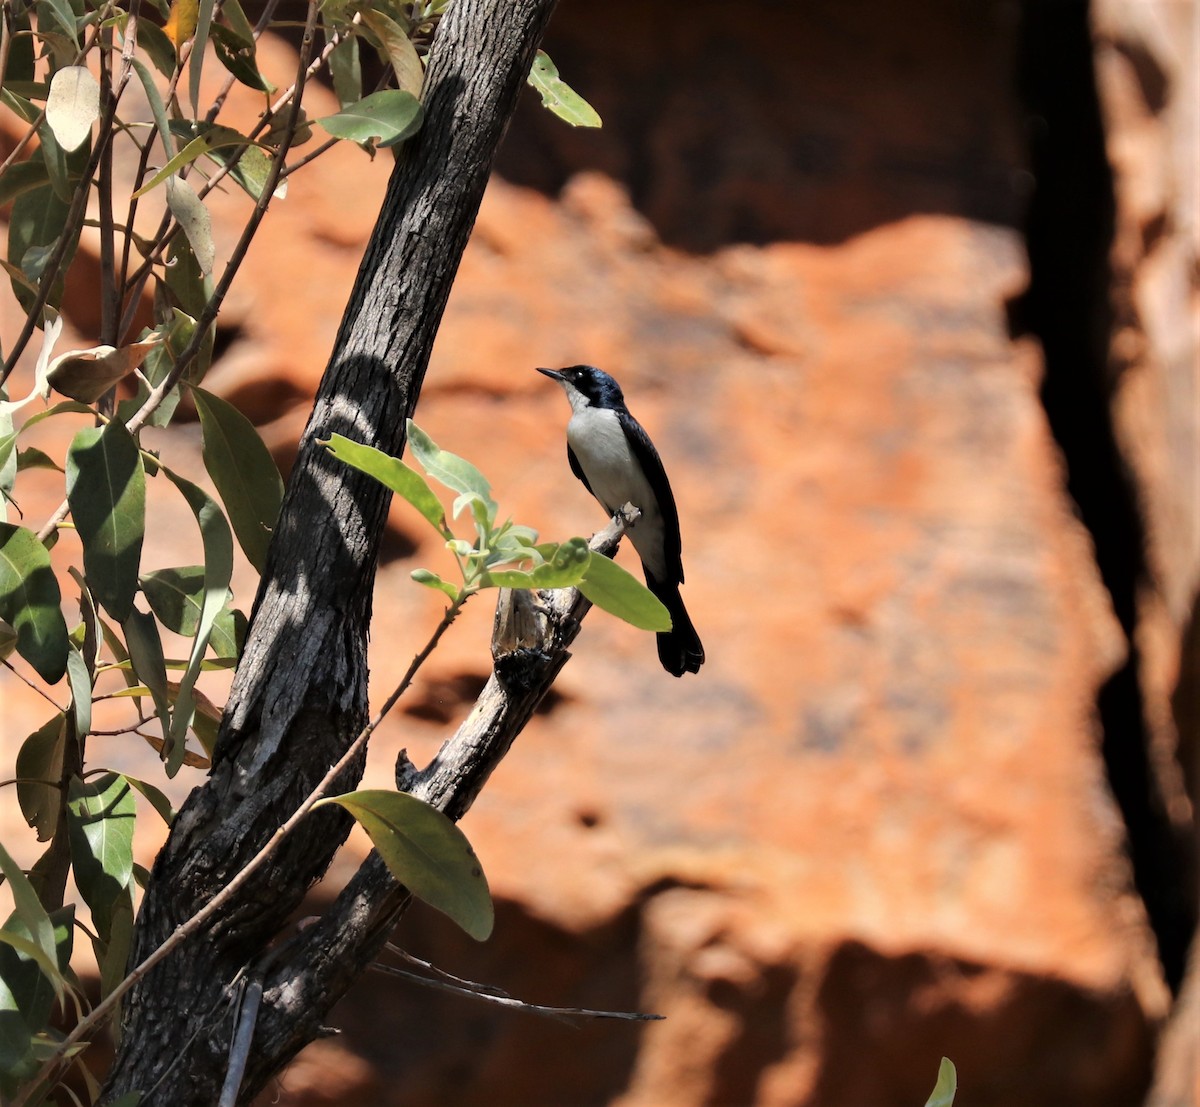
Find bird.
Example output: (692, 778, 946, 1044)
(537, 364, 704, 676)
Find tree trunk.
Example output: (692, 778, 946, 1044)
(101, 0, 559, 1100)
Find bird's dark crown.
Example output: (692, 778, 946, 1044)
(538, 364, 625, 407)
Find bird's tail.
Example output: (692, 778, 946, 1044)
(648, 577, 705, 677)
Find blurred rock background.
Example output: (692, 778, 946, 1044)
(2, 0, 1197, 1103)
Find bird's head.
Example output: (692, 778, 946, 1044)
(537, 365, 625, 413)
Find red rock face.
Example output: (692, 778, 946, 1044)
(2, 0, 1196, 1104)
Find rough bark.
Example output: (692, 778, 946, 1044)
(101, 0, 559, 1101)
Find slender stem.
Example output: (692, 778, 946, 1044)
(2, 660, 66, 712)
(14, 590, 470, 1105)
(98, 23, 119, 357)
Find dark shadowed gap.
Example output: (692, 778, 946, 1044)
(1014, 0, 1197, 995)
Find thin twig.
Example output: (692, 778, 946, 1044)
(371, 948, 664, 1025)
(14, 580, 470, 1105)
(2, 660, 66, 712)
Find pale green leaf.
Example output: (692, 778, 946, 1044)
(327, 35, 362, 110)
(165, 175, 214, 274)
(322, 433, 447, 535)
(45, 66, 99, 152)
(316, 89, 423, 148)
(410, 568, 459, 598)
(96, 884, 134, 1000)
(526, 50, 602, 128)
(483, 537, 590, 590)
(924, 1058, 957, 1107)
(406, 421, 496, 524)
(577, 551, 671, 631)
(129, 59, 176, 162)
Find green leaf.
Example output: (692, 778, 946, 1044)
(124, 775, 177, 825)
(0, 905, 73, 1068)
(37, 117, 87, 205)
(122, 607, 171, 741)
(577, 551, 671, 631)
(188, 0, 217, 114)
(140, 565, 226, 635)
(526, 50, 602, 128)
(316, 89, 423, 148)
(132, 124, 249, 198)
(134, 310, 195, 427)
(7, 184, 72, 312)
(15, 715, 65, 841)
(0, 523, 69, 683)
(405, 421, 496, 523)
(165, 234, 214, 331)
(210, 21, 273, 93)
(136, 19, 178, 77)
(0, 159, 51, 207)
(322, 434, 447, 535)
(482, 537, 591, 590)
(65, 421, 146, 623)
(924, 1058, 957, 1107)
(410, 568, 459, 598)
(0, 842, 60, 996)
(16, 446, 62, 473)
(37, 0, 80, 45)
(317, 790, 493, 940)
(66, 773, 136, 939)
(192, 388, 283, 573)
(326, 34, 362, 110)
(165, 175, 214, 275)
(65, 643, 91, 738)
(359, 9, 423, 98)
(161, 469, 233, 775)
(96, 884, 134, 1000)
(130, 58, 176, 161)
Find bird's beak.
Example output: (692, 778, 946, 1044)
(536, 366, 566, 383)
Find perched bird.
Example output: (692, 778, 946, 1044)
(537, 365, 704, 676)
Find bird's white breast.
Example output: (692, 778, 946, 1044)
(567, 407, 667, 579)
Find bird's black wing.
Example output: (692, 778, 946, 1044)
(618, 409, 684, 583)
(566, 444, 594, 497)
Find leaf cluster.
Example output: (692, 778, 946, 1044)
(324, 421, 669, 630)
(0, 0, 603, 1100)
